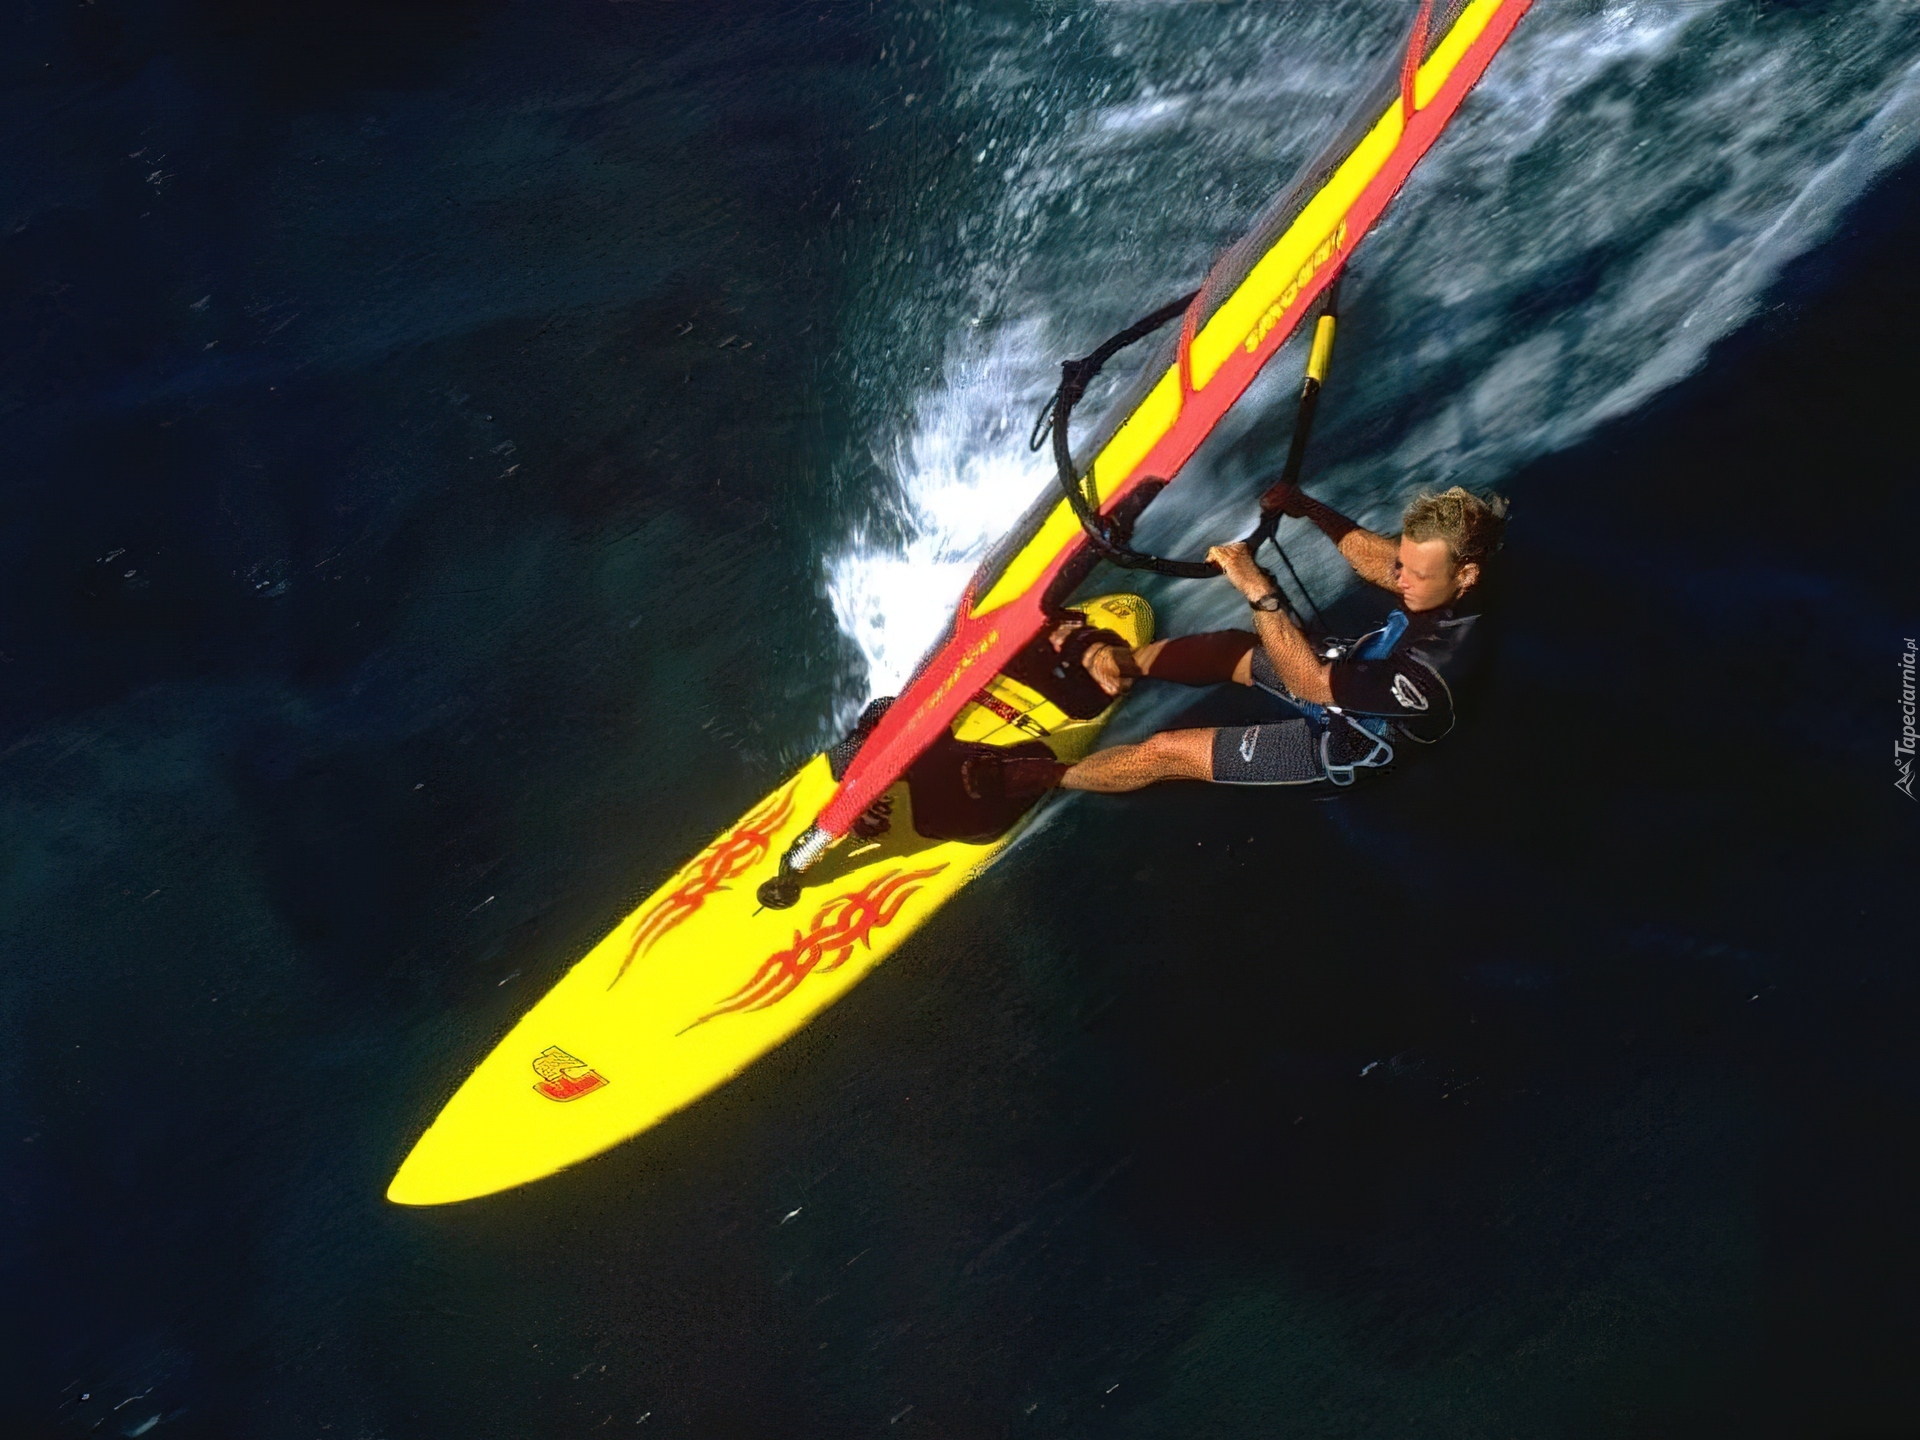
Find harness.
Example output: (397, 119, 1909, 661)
(1288, 610, 1407, 787)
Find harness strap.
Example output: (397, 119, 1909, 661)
(1320, 717, 1395, 787)
(1274, 608, 1411, 784)
(970, 689, 1051, 739)
(1353, 608, 1410, 660)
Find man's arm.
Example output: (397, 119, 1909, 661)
(1207, 542, 1333, 705)
(1335, 528, 1399, 591)
(1266, 481, 1398, 592)
(1251, 606, 1333, 705)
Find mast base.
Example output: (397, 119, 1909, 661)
(759, 824, 833, 910)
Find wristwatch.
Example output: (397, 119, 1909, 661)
(1248, 591, 1287, 613)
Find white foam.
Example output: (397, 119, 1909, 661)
(823, 323, 1056, 698)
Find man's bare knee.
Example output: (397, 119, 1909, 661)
(1138, 732, 1176, 763)
(1141, 729, 1213, 780)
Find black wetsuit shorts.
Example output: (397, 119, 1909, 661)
(1206, 649, 1329, 786)
(1209, 714, 1324, 785)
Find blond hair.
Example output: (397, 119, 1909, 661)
(1402, 486, 1507, 570)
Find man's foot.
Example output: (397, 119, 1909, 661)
(961, 754, 1069, 804)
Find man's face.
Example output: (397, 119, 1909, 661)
(1393, 536, 1477, 613)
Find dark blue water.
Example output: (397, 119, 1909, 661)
(4, 2, 1916, 1437)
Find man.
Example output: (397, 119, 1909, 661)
(962, 483, 1505, 799)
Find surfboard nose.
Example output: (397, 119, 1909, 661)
(386, 1148, 460, 1207)
(386, 1034, 628, 1205)
(386, 1106, 529, 1207)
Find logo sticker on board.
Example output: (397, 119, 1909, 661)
(1391, 674, 1429, 711)
(531, 1046, 609, 1102)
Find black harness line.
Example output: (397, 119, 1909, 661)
(1027, 290, 1215, 579)
(1028, 279, 1344, 627)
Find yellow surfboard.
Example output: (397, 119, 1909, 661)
(387, 595, 1152, 1205)
(388, 1, 1538, 1205)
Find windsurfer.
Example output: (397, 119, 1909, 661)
(961, 485, 1505, 800)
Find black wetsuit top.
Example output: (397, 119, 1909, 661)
(1326, 593, 1489, 746)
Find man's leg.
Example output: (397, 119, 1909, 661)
(1071, 717, 1328, 793)
(964, 629, 1281, 802)
(1087, 629, 1266, 695)
(1130, 630, 1258, 686)
(1059, 728, 1215, 794)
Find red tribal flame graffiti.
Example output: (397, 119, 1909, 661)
(608, 784, 798, 989)
(688, 864, 948, 1028)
